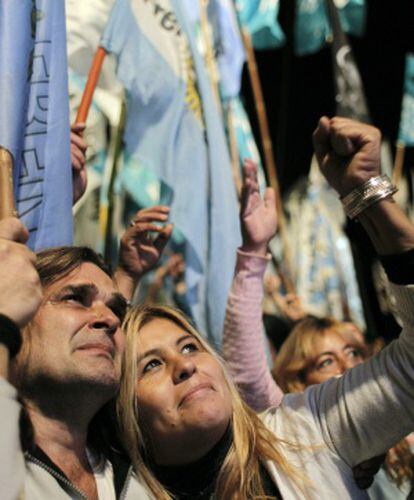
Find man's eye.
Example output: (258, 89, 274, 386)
(62, 293, 88, 305)
(109, 303, 128, 322)
(143, 359, 161, 374)
(181, 342, 199, 354)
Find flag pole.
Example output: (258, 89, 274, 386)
(392, 142, 406, 186)
(0, 148, 16, 219)
(75, 47, 107, 124)
(241, 28, 295, 293)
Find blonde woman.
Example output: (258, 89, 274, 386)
(222, 128, 413, 494)
(116, 118, 414, 498)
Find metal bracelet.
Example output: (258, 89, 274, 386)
(341, 175, 398, 220)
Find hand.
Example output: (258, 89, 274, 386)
(165, 253, 185, 280)
(0, 218, 42, 328)
(117, 206, 173, 281)
(240, 159, 277, 255)
(313, 116, 381, 197)
(71, 122, 88, 204)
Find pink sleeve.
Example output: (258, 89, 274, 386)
(221, 249, 284, 412)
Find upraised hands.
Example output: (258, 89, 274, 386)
(240, 159, 277, 255)
(71, 122, 88, 204)
(0, 218, 42, 328)
(313, 116, 381, 197)
(115, 205, 173, 299)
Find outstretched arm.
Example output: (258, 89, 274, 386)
(309, 117, 414, 465)
(222, 160, 284, 411)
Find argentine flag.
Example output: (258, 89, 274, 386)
(101, 0, 241, 344)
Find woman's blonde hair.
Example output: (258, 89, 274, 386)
(272, 315, 367, 393)
(118, 304, 299, 499)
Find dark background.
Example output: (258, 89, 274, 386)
(242, 0, 414, 193)
(242, 0, 414, 341)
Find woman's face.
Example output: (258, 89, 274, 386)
(304, 330, 365, 386)
(134, 318, 233, 465)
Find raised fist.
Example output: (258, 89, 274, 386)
(313, 116, 381, 197)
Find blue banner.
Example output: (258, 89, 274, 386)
(0, 0, 73, 250)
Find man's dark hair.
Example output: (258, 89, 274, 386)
(35, 246, 112, 288)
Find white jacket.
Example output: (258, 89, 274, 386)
(261, 283, 414, 499)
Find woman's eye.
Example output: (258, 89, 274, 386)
(181, 343, 199, 354)
(347, 348, 363, 359)
(318, 357, 334, 370)
(143, 359, 161, 374)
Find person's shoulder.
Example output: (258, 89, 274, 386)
(0, 377, 18, 400)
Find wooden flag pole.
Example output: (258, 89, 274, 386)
(0, 148, 16, 219)
(75, 47, 107, 124)
(241, 28, 295, 293)
(392, 142, 406, 186)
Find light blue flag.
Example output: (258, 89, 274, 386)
(398, 53, 414, 146)
(235, 0, 285, 50)
(0, 0, 73, 250)
(101, 0, 241, 345)
(295, 0, 366, 57)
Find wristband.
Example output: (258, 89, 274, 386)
(341, 175, 398, 220)
(0, 314, 22, 359)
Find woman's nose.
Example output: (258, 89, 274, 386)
(172, 356, 196, 383)
(337, 356, 356, 374)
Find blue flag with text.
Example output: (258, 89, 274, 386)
(101, 0, 241, 345)
(0, 0, 73, 250)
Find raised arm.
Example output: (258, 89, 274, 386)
(222, 160, 284, 411)
(0, 218, 42, 379)
(0, 217, 42, 500)
(309, 117, 414, 466)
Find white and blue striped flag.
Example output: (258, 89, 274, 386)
(101, 0, 241, 344)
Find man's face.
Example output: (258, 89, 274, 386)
(19, 262, 126, 398)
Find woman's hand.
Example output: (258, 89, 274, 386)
(115, 206, 173, 299)
(240, 159, 277, 256)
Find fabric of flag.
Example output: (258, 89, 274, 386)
(101, 0, 241, 345)
(398, 53, 414, 146)
(235, 0, 285, 50)
(208, 0, 246, 101)
(234, 0, 365, 54)
(281, 160, 365, 330)
(181, 0, 267, 193)
(0, 0, 73, 250)
(327, 0, 370, 122)
(295, 0, 366, 57)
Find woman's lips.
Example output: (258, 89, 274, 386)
(179, 383, 214, 407)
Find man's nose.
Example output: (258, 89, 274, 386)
(172, 356, 196, 384)
(89, 302, 120, 335)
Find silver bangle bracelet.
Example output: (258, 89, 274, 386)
(341, 175, 398, 220)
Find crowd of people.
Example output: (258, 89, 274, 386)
(1, 117, 414, 499)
